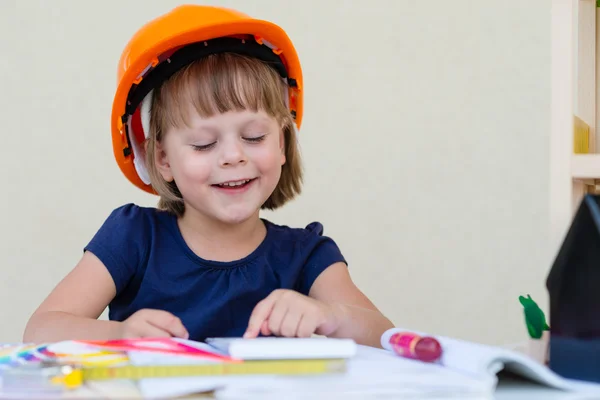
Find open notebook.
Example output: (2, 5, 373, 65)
(380, 328, 600, 394)
(124, 328, 600, 399)
(3, 329, 600, 399)
(128, 341, 496, 399)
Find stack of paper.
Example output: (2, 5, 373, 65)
(128, 344, 495, 399)
(0, 337, 500, 399)
(205, 336, 358, 360)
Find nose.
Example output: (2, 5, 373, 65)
(219, 139, 247, 167)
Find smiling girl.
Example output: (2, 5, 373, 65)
(23, 5, 394, 348)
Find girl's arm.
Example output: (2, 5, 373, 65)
(308, 262, 395, 348)
(23, 251, 188, 342)
(23, 251, 123, 342)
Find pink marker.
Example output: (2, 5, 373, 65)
(389, 331, 443, 363)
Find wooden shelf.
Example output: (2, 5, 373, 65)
(571, 154, 600, 179)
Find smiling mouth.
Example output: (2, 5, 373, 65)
(212, 178, 256, 189)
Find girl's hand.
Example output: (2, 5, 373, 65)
(119, 309, 189, 339)
(244, 289, 343, 338)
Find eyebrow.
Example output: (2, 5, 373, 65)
(241, 118, 272, 129)
(184, 113, 274, 135)
(183, 125, 218, 136)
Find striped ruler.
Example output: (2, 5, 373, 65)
(1, 358, 347, 391)
(82, 358, 347, 381)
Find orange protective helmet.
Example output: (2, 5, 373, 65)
(111, 5, 303, 194)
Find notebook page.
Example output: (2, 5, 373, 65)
(442, 338, 600, 394)
(382, 328, 549, 379)
(381, 328, 503, 378)
(381, 328, 600, 394)
(214, 346, 494, 399)
(127, 342, 234, 399)
(132, 345, 495, 399)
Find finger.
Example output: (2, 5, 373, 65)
(138, 321, 175, 338)
(296, 313, 317, 338)
(245, 294, 279, 338)
(145, 310, 189, 339)
(267, 300, 289, 336)
(279, 308, 302, 337)
(260, 320, 271, 336)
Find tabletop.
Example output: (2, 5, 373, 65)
(7, 377, 589, 400)
(495, 376, 597, 400)
(1, 337, 595, 399)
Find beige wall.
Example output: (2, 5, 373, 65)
(0, 0, 551, 345)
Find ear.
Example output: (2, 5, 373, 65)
(279, 127, 286, 166)
(154, 140, 174, 182)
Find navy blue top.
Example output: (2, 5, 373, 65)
(84, 204, 346, 341)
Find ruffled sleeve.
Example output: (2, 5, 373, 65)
(296, 222, 347, 295)
(83, 203, 150, 295)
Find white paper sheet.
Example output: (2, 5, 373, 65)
(130, 345, 495, 399)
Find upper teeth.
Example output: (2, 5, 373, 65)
(219, 179, 250, 187)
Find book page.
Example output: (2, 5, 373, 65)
(131, 345, 495, 399)
(381, 328, 504, 377)
(381, 328, 600, 394)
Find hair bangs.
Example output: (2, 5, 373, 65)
(156, 53, 290, 131)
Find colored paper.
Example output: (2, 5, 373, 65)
(78, 338, 234, 362)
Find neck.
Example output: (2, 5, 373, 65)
(177, 207, 266, 262)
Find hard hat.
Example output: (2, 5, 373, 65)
(110, 5, 303, 194)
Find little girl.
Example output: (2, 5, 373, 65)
(23, 5, 394, 348)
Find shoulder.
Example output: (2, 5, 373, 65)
(263, 220, 346, 295)
(264, 220, 335, 255)
(85, 203, 173, 294)
(263, 219, 345, 264)
(264, 219, 327, 243)
(86, 202, 165, 247)
(104, 203, 161, 223)
(86, 203, 172, 260)
(97, 203, 174, 233)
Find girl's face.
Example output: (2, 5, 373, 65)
(155, 108, 286, 225)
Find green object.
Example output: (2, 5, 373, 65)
(519, 294, 550, 339)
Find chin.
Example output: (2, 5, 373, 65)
(216, 208, 259, 225)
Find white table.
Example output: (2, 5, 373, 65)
(0, 376, 593, 399)
(495, 375, 596, 400)
(2, 338, 594, 399)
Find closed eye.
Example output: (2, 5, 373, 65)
(244, 135, 266, 143)
(191, 142, 216, 151)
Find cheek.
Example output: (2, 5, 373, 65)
(252, 145, 284, 173)
(173, 153, 213, 184)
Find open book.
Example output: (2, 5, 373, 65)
(129, 339, 497, 399)
(4, 329, 600, 399)
(380, 328, 600, 395)
(123, 328, 600, 399)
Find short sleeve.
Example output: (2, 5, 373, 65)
(84, 203, 150, 295)
(297, 222, 347, 295)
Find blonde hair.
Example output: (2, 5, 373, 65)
(144, 52, 303, 216)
